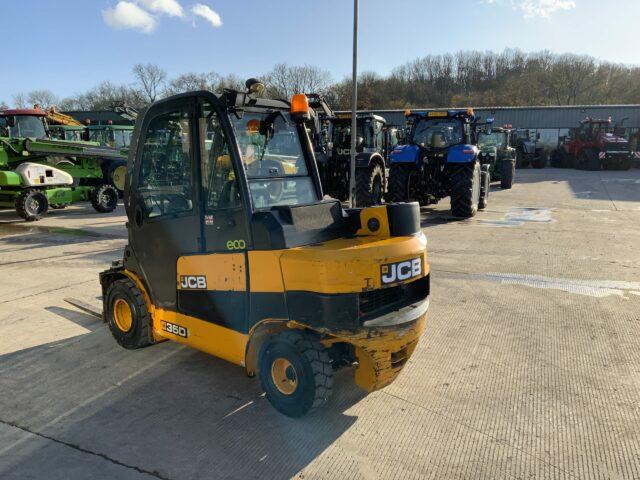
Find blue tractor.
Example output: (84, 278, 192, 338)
(387, 109, 489, 218)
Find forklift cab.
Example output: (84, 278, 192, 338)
(124, 89, 327, 309)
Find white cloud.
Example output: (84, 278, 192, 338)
(483, 0, 576, 18)
(192, 4, 223, 28)
(138, 0, 184, 17)
(102, 1, 157, 33)
(519, 0, 576, 18)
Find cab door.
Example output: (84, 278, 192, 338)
(174, 99, 252, 332)
(127, 97, 201, 310)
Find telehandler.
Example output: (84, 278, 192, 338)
(99, 81, 430, 417)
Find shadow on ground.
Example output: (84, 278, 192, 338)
(0, 325, 363, 480)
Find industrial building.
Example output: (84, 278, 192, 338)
(358, 105, 640, 148)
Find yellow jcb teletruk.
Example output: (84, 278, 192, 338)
(99, 80, 430, 417)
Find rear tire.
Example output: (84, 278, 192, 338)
(105, 278, 152, 350)
(450, 162, 480, 218)
(259, 330, 333, 417)
(15, 189, 49, 222)
(355, 163, 384, 207)
(501, 160, 515, 189)
(91, 184, 119, 213)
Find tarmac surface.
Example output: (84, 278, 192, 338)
(0, 167, 639, 479)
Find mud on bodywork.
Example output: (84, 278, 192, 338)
(321, 313, 428, 392)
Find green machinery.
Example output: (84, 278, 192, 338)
(477, 126, 516, 190)
(85, 124, 134, 150)
(50, 125, 86, 142)
(0, 109, 127, 221)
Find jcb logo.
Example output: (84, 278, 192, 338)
(381, 258, 422, 285)
(226, 239, 246, 250)
(180, 275, 207, 290)
(161, 321, 188, 338)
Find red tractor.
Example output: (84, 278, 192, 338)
(550, 117, 632, 171)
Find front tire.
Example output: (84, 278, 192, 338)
(387, 164, 412, 203)
(578, 149, 600, 171)
(15, 189, 49, 221)
(259, 330, 333, 418)
(450, 162, 481, 218)
(91, 184, 119, 213)
(479, 168, 490, 210)
(105, 278, 152, 349)
(355, 163, 384, 207)
(501, 160, 515, 189)
(532, 150, 547, 169)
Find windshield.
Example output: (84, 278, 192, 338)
(331, 119, 373, 149)
(0, 116, 48, 139)
(88, 129, 108, 145)
(412, 118, 463, 148)
(478, 131, 507, 149)
(230, 111, 318, 209)
(113, 129, 132, 149)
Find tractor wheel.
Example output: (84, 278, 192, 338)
(450, 162, 481, 218)
(91, 184, 119, 213)
(603, 157, 632, 171)
(15, 189, 49, 222)
(501, 160, 515, 189)
(387, 164, 412, 203)
(550, 150, 563, 168)
(355, 163, 384, 207)
(108, 161, 127, 195)
(578, 149, 600, 171)
(105, 278, 152, 350)
(259, 330, 333, 418)
(532, 151, 547, 169)
(479, 168, 490, 210)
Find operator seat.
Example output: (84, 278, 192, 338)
(431, 133, 446, 148)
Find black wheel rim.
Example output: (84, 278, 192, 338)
(26, 195, 46, 215)
(101, 189, 117, 209)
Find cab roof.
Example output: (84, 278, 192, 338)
(0, 108, 46, 117)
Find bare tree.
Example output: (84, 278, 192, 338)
(0, 101, 8, 110)
(266, 63, 332, 98)
(12, 93, 28, 109)
(26, 89, 59, 109)
(132, 63, 167, 104)
(164, 72, 220, 96)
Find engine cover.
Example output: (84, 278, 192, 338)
(14, 162, 74, 187)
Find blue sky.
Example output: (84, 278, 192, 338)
(2, 0, 639, 103)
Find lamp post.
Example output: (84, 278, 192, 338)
(349, 0, 359, 207)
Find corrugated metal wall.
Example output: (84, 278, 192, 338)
(354, 105, 640, 129)
(347, 105, 640, 148)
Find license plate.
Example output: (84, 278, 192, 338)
(381, 258, 422, 285)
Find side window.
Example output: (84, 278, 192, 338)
(138, 110, 193, 219)
(375, 122, 384, 150)
(200, 107, 242, 211)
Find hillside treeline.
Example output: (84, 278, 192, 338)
(5, 49, 640, 112)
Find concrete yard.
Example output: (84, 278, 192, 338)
(0, 168, 639, 480)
